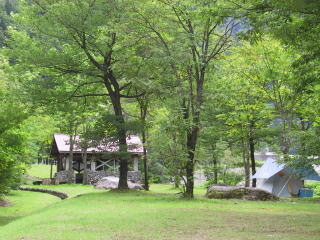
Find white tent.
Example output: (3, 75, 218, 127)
(252, 158, 320, 197)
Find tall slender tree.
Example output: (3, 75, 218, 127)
(138, 0, 237, 197)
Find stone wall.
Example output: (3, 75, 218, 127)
(86, 170, 141, 185)
(86, 170, 114, 185)
(55, 170, 141, 185)
(54, 170, 75, 183)
(127, 171, 141, 183)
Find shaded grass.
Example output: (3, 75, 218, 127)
(0, 185, 320, 240)
(0, 190, 60, 226)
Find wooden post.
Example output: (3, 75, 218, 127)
(65, 156, 70, 170)
(91, 161, 96, 171)
(50, 159, 53, 179)
(133, 156, 139, 171)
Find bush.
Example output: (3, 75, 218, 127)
(147, 162, 171, 184)
(0, 150, 23, 194)
(205, 171, 244, 188)
(305, 182, 320, 197)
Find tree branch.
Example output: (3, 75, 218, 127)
(120, 92, 146, 99)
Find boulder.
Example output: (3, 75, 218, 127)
(206, 185, 279, 201)
(94, 176, 144, 190)
(0, 198, 10, 207)
(54, 170, 75, 184)
(42, 178, 51, 185)
(85, 170, 141, 185)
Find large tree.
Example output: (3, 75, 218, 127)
(9, 0, 147, 189)
(138, 0, 237, 197)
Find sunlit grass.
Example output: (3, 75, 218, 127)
(0, 190, 60, 226)
(0, 184, 319, 240)
(26, 164, 56, 179)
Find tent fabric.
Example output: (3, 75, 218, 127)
(302, 174, 320, 181)
(252, 158, 320, 181)
(290, 165, 320, 181)
(252, 158, 285, 179)
(253, 157, 320, 197)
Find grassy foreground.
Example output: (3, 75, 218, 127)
(0, 184, 320, 240)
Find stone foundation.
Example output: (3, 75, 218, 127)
(127, 171, 141, 183)
(54, 170, 75, 183)
(86, 170, 141, 185)
(54, 170, 141, 185)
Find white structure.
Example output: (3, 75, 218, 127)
(51, 133, 143, 173)
(252, 158, 320, 197)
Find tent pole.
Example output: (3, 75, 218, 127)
(278, 176, 291, 197)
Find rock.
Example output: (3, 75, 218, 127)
(206, 185, 279, 201)
(94, 176, 144, 190)
(51, 178, 60, 185)
(42, 178, 51, 185)
(54, 170, 75, 184)
(22, 175, 42, 185)
(0, 198, 10, 207)
(86, 170, 141, 185)
(236, 181, 248, 187)
(33, 181, 42, 185)
(19, 187, 68, 200)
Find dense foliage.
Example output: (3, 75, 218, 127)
(0, 0, 319, 197)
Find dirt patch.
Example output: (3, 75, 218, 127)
(0, 198, 11, 207)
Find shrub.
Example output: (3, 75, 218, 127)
(205, 171, 244, 188)
(0, 149, 23, 194)
(305, 182, 320, 197)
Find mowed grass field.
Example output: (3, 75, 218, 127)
(0, 165, 319, 240)
(26, 164, 55, 179)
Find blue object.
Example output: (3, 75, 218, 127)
(298, 188, 314, 198)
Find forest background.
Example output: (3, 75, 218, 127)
(0, 0, 319, 198)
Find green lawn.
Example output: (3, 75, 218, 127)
(0, 190, 60, 226)
(0, 184, 319, 240)
(26, 164, 56, 179)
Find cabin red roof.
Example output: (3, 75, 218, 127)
(53, 133, 143, 154)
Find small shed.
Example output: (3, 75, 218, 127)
(252, 158, 320, 197)
(51, 133, 143, 173)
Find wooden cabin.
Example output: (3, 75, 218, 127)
(50, 133, 143, 174)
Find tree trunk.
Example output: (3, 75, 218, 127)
(50, 159, 53, 179)
(213, 157, 218, 184)
(142, 130, 149, 190)
(174, 174, 180, 188)
(210, 144, 218, 184)
(280, 112, 290, 160)
(103, 73, 129, 189)
(185, 127, 198, 198)
(67, 134, 75, 184)
(103, 80, 127, 188)
(118, 129, 129, 189)
(68, 134, 74, 171)
(242, 140, 250, 187)
(113, 102, 128, 189)
(82, 148, 88, 184)
(249, 136, 256, 187)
